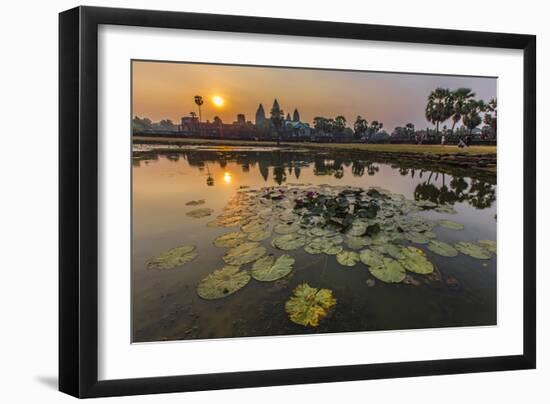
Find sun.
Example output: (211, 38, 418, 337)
(212, 95, 224, 107)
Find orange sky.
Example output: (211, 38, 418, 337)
(132, 60, 496, 131)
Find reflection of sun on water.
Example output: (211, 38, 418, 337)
(223, 172, 232, 184)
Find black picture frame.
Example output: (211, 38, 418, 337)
(59, 5, 536, 398)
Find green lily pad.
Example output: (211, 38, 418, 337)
(196, 265, 250, 299)
(427, 240, 458, 257)
(147, 245, 198, 270)
(309, 227, 331, 237)
(223, 242, 267, 265)
(325, 234, 344, 245)
(454, 241, 492, 259)
(438, 219, 464, 230)
(399, 246, 434, 274)
(478, 240, 497, 254)
(251, 254, 295, 281)
(346, 236, 368, 250)
(368, 257, 406, 283)
(247, 230, 271, 242)
(279, 211, 299, 222)
(323, 244, 343, 255)
(373, 243, 405, 259)
(213, 231, 248, 248)
(241, 220, 267, 233)
(272, 234, 306, 250)
(274, 222, 300, 234)
(336, 250, 360, 267)
(359, 249, 385, 267)
(347, 222, 367, 236)
(285, 283, 337, 327)
(405, 231, 431, 244)
(186, 208, 214, 218)
(304, 239, 324, 254)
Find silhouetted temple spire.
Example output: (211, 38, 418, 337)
(286, 113, 291, 121)
(293, 108, 300, 122)
(272, 99, 280, 112)
(255, 103, 266, 125)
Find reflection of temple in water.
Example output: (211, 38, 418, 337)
(134, 148, 496, 209)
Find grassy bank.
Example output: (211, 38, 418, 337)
(133, 136, 496, 156)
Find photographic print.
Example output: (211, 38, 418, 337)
(131, 60, 497, 343)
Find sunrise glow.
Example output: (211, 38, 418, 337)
(223, 172, 232, 184)
(212, 95, 225, 107)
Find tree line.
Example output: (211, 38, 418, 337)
(425, 87, 497, 139)
(134, 89, 497, 143)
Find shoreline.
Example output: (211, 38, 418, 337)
(132, 136, 497, 176)
(133, 135, 496, 155)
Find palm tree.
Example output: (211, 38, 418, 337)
(483, 98, 497, 139)
(425, 88, 452, 139)
(449, 88, 476, 136)
(334, 115, 347, 133)
(353, 116, 368, 140)
(194, 95, 204, 137)
(462, 100, 484, 136)
(368, 121, 383, 140)
(194, 95, 204, 122)
(404, 123, 415, 140)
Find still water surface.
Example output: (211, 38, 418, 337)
(132, 145, 497, 342)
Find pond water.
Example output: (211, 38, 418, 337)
(132, 145, 497, 342)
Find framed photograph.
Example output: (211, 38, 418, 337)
(59, 6, 536, 398)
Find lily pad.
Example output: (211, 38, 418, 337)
(147, 245, 198, 270)
(241, 221, 267, 233)
(309, 227, 331, 237)
(399, 246, 434, 274)
(213, 231, 248, 248)
(325, 234, 344, 245)
(373, 243, 404, 259)
(347, 222, 367, 236)
(304, 239, 324, 254)
(346, 236, 368, 250)
(285, 283, 337, 327)
(223, 242, 267, 265)
(478, 240, 497, 254)
(322, 244, 343, 255)
(274, 222, 301, 235)
(405, 231, 431, 244)
(196, 265, 250, 299)
(454, 241, 492, 259)
(279, 211, 299, 222)
(336, 250, 360, 267)
(251, 254, 295, 281)
(359, 249, 384, 267)
(438, 219, 464, 230)
(186, 208, 214, 218)
(247, 230, 272, 242)
(185, 199, 205, 206)
(368, 257, 406, 283)
(427, 240, 458, 257)
(272, 234, 306, 251)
